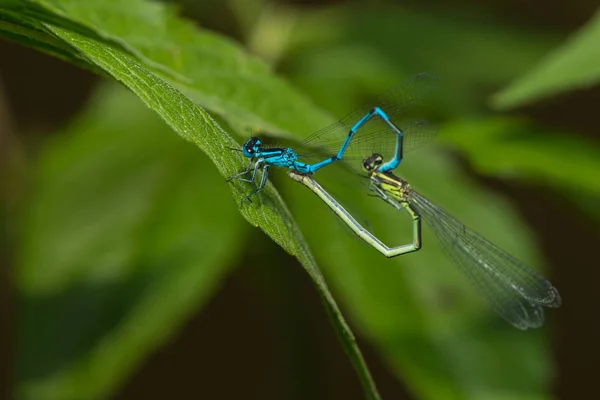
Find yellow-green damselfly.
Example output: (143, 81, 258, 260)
(289, 154, 561, 330)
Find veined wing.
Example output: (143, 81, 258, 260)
(298, 120, 438, 173)
(294, 73, 439, 166)
(408, 189, 561, 329)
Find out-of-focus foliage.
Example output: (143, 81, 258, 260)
(1, 0, 331, 135)
(17, 84, 247, 400)
(275, 4, 558, 116)
(493, 9, 600, 109)
(441, 118, 600, 197)
(4, 0, 600, 399)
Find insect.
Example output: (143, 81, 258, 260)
(228, 73, 438, 203)
(288, 154, 561, 330)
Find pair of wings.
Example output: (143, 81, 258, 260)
(270, 73, 440, 174)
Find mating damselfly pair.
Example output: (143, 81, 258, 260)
(228, 73, 561, 330)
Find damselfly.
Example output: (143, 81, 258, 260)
(288, 154, 561, 330)
(228, 73, 438, 203)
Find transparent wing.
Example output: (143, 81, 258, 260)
(293, 73, 439, 169)
(298, 120, 438, 173)
(408, 189, 561, 330)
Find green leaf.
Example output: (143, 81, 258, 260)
(284, 147, 555, 400)
(5, 2, 381, 399)
(278, 4, 558, 116)
(4, 0, 332, 136)
(17, 83, 247, 399)
(441, 117, 600, 197)
(0, 10, 104, 75)
(493, 8, 600, 109)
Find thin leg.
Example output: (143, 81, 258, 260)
(238, 159, 263, 185)
(248, 159, 263, 183)
(241, 164, 269, 204)
(228, 158, 256, 183)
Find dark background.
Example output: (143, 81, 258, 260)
(3, 0, 600, 399)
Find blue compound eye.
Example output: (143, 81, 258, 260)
(243, 137, 261, 156)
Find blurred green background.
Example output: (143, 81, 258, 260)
(2, 0, 600, 399)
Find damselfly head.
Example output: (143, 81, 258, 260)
(242, 137, 261, 157)
(362, 153, 384, 173)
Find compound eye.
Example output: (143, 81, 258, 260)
(244, 137, 260, 155)
(372, 154, 384, 167)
